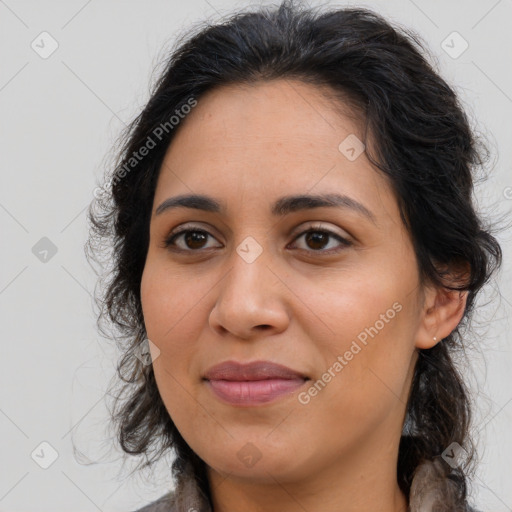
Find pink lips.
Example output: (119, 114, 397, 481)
(203, 360, 309, 406)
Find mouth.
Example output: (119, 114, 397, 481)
(205, 377, 309, 406)
(202, 360, 310, 407)
(203, 359, 309, 381)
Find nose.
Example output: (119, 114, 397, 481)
(208, 247, 291, 340)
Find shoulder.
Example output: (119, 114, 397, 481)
(130, 491, 482, 512)
(131, 491, 175, 512)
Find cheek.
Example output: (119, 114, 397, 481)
(140, 260, 207, 410)
(300, 262, 419, 409)
(301, 259, 416, 344)
(140, 257, 208, 344)
(140, 261, 210, 434)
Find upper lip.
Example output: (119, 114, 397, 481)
(203, 360, 309, 381)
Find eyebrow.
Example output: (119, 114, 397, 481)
(155, 193, 376, 223)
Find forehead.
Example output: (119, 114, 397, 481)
(154, 79, 396, 220)
(167, 79, 364, 156)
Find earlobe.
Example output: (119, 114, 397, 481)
(415, 287, 468, 350)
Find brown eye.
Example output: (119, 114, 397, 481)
(183, 231, 208, 249)
(290, 228, 352, 253)
(305, 231, 330, 250)
(164, 229, 222, 251)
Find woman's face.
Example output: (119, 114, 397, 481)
(141, 80, 428, 487)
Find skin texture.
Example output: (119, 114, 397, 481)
(140, 79, 467, 512)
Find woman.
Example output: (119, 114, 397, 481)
(87, 1, 502, 511)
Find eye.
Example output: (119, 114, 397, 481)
(288, 226, 352, 253)
(164, 228, 223, 252)
(163, 224, 352, 254)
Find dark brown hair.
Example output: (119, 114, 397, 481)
(86, 1, 502, 509)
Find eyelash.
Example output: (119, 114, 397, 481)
(163, 224, 353, 255)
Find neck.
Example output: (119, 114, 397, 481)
(206, 434, 408, 512)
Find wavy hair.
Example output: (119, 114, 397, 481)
(86, 1, 502, 510)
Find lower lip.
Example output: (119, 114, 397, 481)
(206, 378, 307, 406)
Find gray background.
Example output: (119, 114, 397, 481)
(1, 0, 511, 510)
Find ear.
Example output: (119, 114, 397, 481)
(415, 285, 468, 350)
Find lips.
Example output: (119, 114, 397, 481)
(203, 360, 309, 381)
(203, 360, 309, 406)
